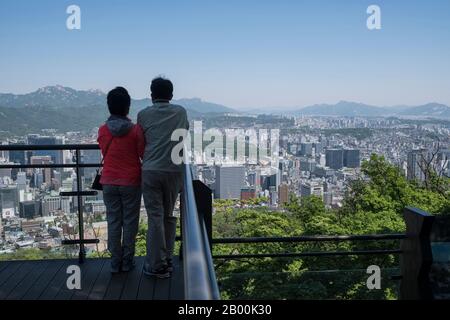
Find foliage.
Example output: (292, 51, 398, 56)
(214, 154, 449, 300)
(3, 153, 448, 300)
(0, 248, 67, 261)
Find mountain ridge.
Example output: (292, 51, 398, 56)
(0, 85, 237, 115)
(1, 86, 449, 118)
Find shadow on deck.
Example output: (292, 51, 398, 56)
(0, 256, 184, 300)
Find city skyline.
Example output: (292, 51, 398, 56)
(1, 0, 450, 108)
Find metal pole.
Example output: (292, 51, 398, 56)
(75, 149, 85, 263)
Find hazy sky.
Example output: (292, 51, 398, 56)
(1, 0, 450, 109)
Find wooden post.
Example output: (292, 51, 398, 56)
(400, 207, 435, 300)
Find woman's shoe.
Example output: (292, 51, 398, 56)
(122, 261, 136, 272)
(111, 266, 120, 274)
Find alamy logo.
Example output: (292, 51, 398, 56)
(66, 265, 81, 290)
(66, 5, 81, 30)
(366, 265, 381, 290)
(367, 5, 381, 30)
(171, 121, 280, 170)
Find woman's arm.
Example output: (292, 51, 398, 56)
(136, 124, 146, 160)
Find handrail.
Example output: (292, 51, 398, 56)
(0, 144, 99, 151)
(212, 233, 407, 244)
(0, 143, 100, 263)
(181, 162, 221, 300)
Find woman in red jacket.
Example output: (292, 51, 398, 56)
(97, 87, 145, 273)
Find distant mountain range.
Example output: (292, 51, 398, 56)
(289, 100, 450, 118)
(0, 86, 449, 136)
(0, 85, 237, 115)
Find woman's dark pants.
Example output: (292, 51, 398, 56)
(103, 185, 141, 271)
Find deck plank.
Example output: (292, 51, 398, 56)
(71, 259, 106, 300)
(137, 270, 156, 300)
(1, 256, 185, 300)
(0, 262, 24, 287)
(0, 261, 35, 299)
(88, 259, 113, 300)
(169, 257, 184, 300)
(104, 272, 127, 300)
(120, 257, 145, 300)
(6, 260, 49, 300)
(0, 261, 12, 274)
(21, 260, 65, 300)
(38, 259, 75, 300)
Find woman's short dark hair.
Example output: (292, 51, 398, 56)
(107, 87, 131, 116)
(151, 77, 173, 101)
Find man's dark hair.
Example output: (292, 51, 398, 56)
(151, 77, 173, 101)
(107, 87, 131, 116)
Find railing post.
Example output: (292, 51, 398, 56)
(193, 180, 213, 253)
(75, 148, 85, 263)
(400, 207, 435, 300)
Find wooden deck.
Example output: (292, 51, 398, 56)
(0, 256, 184, 300)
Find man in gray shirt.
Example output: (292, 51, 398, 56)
(137, 77, 189, 278)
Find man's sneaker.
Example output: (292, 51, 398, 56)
(167, 261, 174, 273)
(143, 266, 171, 279)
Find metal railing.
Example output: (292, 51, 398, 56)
(0, 144, 101, 262)
(0, 143, 221, 300)
(198, 206, 435, 300)
(0, 145, 436, 299)
(180, 163, 220, 300)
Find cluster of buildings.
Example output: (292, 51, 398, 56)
(0, 133, 108, 254)
(0, 115, 449, 256)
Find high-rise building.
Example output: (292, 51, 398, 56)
(300, 159, 316, 172)
(314, 142, 324, 155)
(269, 187, 278, 206)
(326, 149, 344, 170)
(27, 134, 64, 164)
(0, 165, 12, 180)
(0, 142, 8, 161)
(34, 170, 44, 188)
(16, 172, 27, 192)
(247, 172, 257, 186)
(41, 195, 61, 216)
(300, 143, 313, 157)
(81, 149, 102, 181)
(0, 186, 18, 219)
(19, 201, 40, 219)
(300, 181, 324, 199)
(437, 150, 450, 177)
(343, 149, 360, 168)
(215, 165, 245, 199)
(262, 173, 278, 191)
(7, 140, 26, 165)
(30, 156, 52, 185)
(407, 149, 428, 181)
(60, 196, 71, 214)
(278, 183, 289, 205)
